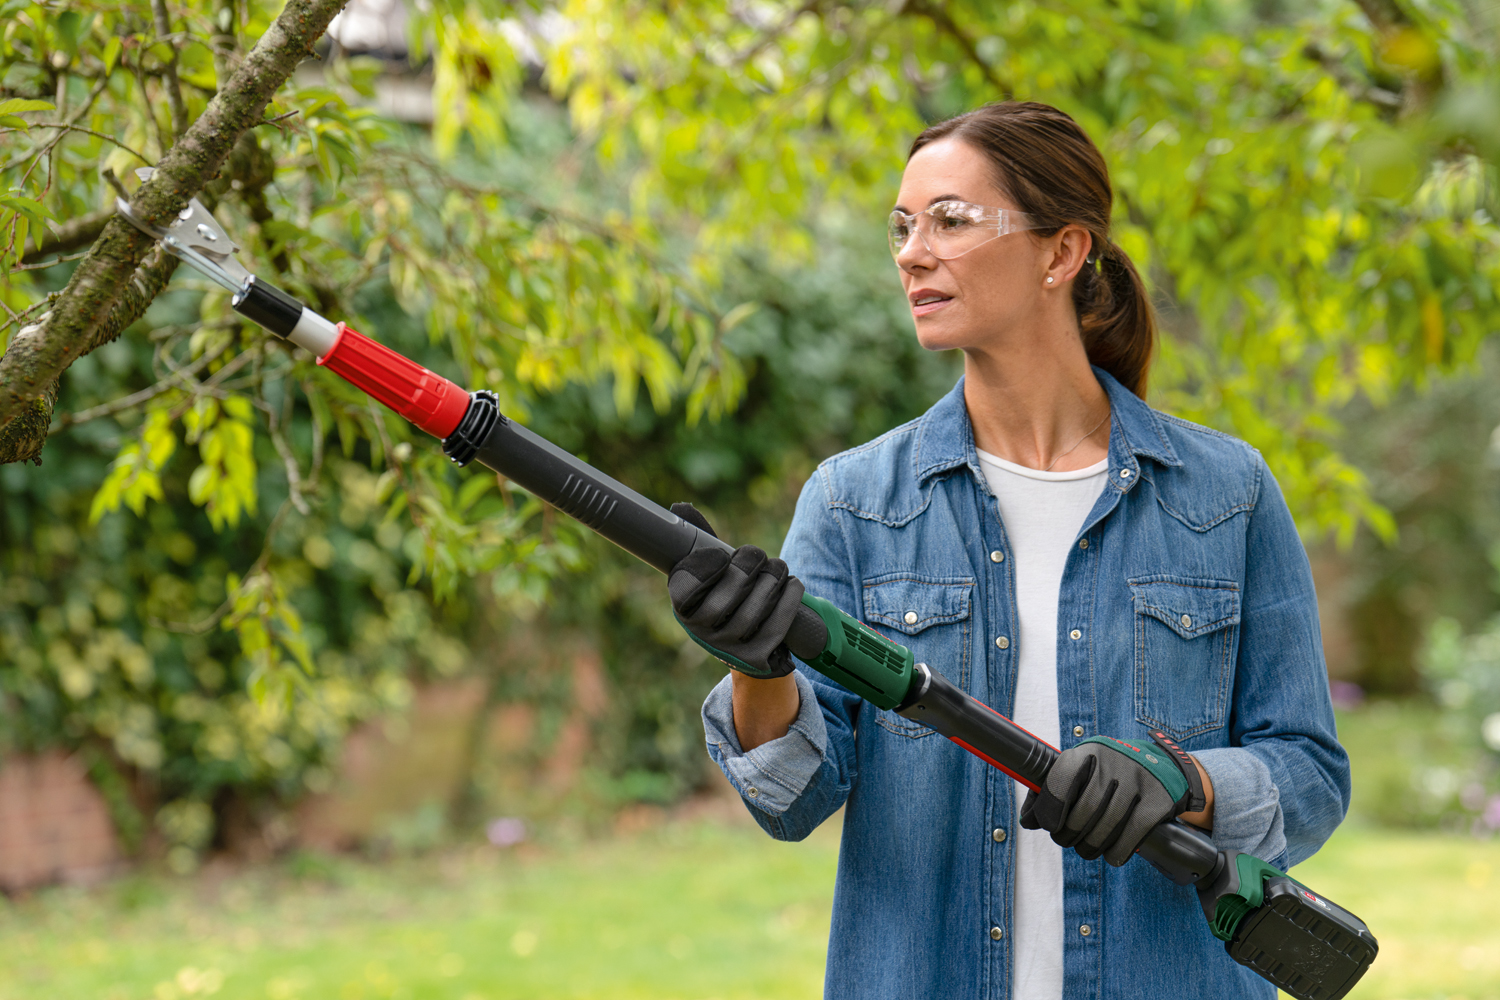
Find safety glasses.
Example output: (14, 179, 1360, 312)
(887, 200, 1038, 261)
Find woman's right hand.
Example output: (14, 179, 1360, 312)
(667, 502, 806, 748)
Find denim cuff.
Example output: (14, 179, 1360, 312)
(702, 670, 829, 816)
(1194, 747, 1287, 865)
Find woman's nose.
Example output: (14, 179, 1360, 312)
(896, 231, 936, 271)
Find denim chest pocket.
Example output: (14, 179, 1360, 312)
(1129, 575, 1241, 742)
(863, 573, 973, 738)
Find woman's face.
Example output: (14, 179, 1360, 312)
(893, 137, 1056, 355)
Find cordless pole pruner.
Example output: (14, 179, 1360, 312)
(114, 181, 1378, 1000)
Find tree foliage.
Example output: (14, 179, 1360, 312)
(2, 0, 1499, 846)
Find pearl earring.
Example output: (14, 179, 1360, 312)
(1045, 276, 1054, 284)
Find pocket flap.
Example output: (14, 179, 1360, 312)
(1128, 576, 1241, 639)
(863, 574, 973, 635)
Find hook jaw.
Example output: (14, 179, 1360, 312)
(114, 167, 253, 292)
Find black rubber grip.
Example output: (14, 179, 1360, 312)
(445, 392, 830, 665)
(785, 604, 831, 661)
(231, 276, 304, 338)
(446, 393, 719, 574)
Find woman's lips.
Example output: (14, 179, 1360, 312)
(912, 296, 953, 317)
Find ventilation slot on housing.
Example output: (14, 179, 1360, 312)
(842, 621, 907, 676)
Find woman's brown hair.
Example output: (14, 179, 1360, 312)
(909, 101, 1155, 397)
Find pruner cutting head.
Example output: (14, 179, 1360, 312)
(114, 167, 253, 293)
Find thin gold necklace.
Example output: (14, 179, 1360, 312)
(1041, 408, 1111, 473)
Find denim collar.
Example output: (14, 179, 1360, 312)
(914, 366, 1183, 488)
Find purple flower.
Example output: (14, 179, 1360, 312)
(1329, 681, 1365, 710)
(1483, 795, 1500, 831)
(486, 817, 527, 847)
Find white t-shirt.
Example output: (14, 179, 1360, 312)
(974, 448, 1108, 1000)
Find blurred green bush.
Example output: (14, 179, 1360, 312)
(1339, 611, 1500, 832)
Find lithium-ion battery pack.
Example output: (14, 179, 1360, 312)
(1227, 876, 1378, 1000)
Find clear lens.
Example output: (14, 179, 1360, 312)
(887, 211, 915, 258)
(889, 201, 1035, 261)
(925, 201, 990, 258)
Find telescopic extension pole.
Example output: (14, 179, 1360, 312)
(115, 188, 1378, 1000)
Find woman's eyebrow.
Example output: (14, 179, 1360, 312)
(892, 193, 966, 213)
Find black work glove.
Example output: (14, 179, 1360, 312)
(667, 502, 805, 679)
(1020, 731, 1206, 867)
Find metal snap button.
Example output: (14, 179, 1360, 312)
(990, 550, 1005, 563)
(1119, 469, 1131, 478)
(1080, 924, 1092, 936)
(992, 828, 1006, 843)
(990, 926, 1004, 940)
(1078, 538, 1088, 550)
(746, 787, 759, 798)
(1073, 725, 1085, 737)
(995, 636, 1009, 649)
(1180, 614, 1192, 628)
(905, 611, 919, 625)
(1069, 629, 1081, 640)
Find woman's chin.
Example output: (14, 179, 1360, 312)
(913, 323, 971, 354)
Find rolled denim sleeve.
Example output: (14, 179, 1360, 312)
(699, 468, 863, 842)
(1194, 747, 1287, 867)
(703, 670, 829, 815)
(1230, 456, 1351, 868)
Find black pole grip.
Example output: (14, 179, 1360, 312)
(446, 392, 705, 573)
(445, 391, 831, 656)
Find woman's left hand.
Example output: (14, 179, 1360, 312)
(1020, 733, 1209, 867)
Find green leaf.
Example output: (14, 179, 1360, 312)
(0, 98, 55, 116)
(0, 194, 51, 230)
(102, 35, 122, 75)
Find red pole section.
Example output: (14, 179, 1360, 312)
(317, 323, 470, 439)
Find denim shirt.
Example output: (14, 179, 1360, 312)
(702, 370, 1350, 1000)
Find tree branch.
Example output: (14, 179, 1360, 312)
(152, 0, 191, 138)
(2, 126, 282, 465)
(48, 337, 231, 434)
(0, 0, 349, 455)
(19, 210, 112, 266)
(0, 246, 183, 464)
(904, 0, 1012, 98)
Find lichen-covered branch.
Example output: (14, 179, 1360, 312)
(0, 247, 181, 465)
(0, 0, 349, 455)
(0, 127, 279, 466)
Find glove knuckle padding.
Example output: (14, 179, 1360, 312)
(668, 547, 732, 617)
(697, 561, 758, 629)
(1026, 735, 1190, 868)
(667, 537, 804, 679)
(725, 572, 785, 642)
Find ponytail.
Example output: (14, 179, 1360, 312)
(1071, 241, 1155, 397)
(910, 102, 1156, 397)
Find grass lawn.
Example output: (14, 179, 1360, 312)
(0, 816, 1495, 1000)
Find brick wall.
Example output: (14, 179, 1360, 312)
(0, 751, 121, 891)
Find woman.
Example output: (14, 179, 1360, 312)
(667, 102, 1349, 1000)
